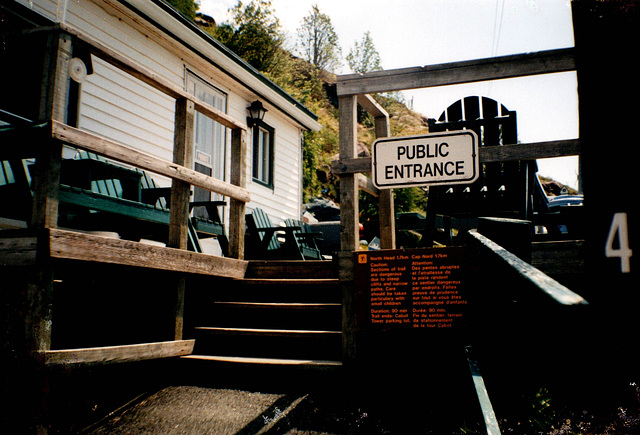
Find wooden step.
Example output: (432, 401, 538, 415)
(236, 278, 339, 285)
(213, 301, 340, 309)
(203, 302, 341, 330)
(245, 260, 337, 279)
(192, 327, 342, 360)
(204, 279, 341, 304)
(194, 326, 341, 338)
(181, 354, 342, 368)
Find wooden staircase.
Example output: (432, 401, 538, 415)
(182, 260, 342, 369)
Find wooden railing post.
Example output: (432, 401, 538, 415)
(374, 114, 396, 250)
(339, 95, 359, 252)
(31, 30, 72, 231)
(169, 98, 195, 341)
(26, 31, 72, 358)
(338, 94, 359, 365)
(228, 127, 247, 259)
(169, 98, 195, 250)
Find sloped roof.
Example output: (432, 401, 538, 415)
(119, 0, 320, 131)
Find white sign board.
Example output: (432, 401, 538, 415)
(372, 131, 479, 189)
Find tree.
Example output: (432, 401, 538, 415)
(346, 31, 382, 74)
(296, 5, 341, 73)
(164, 0, 198, 20)
(207, 0, 286, 75)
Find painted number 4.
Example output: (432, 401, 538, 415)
(605, 212, 633, 273)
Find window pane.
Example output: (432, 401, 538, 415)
(186, 72, 227, 218)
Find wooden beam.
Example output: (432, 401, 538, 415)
(0, 233, 37, 266)
(48, 228, 248, 279)
(373, 112, 395, 250)
(356, 94, 388, 118)
(357, 174, 379, 197)
(338, 95, 359, 252)
(169, 98, 195, 250)
(50, 120, 251, 202)
(332, 139, 581, 175)
(337, 48, 576, 96)
(228, 128, 247, 260)
(480, 139, 581, 163)
(469, 229, 587, 306)
(43, 339, 195, 367)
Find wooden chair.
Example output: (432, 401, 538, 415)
(424, 96, 536, 245)
(284, 218, 323, 260)
(137, 169, 229, 255)
(245, 208, 306, 260)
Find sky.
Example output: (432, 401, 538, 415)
(199, 0, 580, 189)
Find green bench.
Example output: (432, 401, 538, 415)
(1, 152, 228, 255)
(245, 208, 323, 260)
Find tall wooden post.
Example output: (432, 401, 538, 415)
(169, 98, 195, 340)
(27, 31, 72, 355)
(228, 127, 247, 259)
(24, 29, 73, 434)
(339, 95, 359, 252)
(374, 114, 396, 249)
(338, 95, 359, 363)
(169, 98, 195, 250)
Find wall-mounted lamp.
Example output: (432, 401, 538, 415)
(247, 100, 267, 128)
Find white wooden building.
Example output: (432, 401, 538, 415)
(6, 0, 320, 227)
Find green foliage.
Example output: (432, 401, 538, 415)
(164, 0, 198, 20)
(193, 2, 429, 227)
(346, 31, 382, 74)
(206, 0, 287, 75)
(296, 5, 342, 73)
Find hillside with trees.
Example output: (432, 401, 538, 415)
(165, 0, 430, 235)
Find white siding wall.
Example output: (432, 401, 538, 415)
(21, 0, 305, 226)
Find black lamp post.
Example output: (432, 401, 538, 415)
(247, 100, 267, 127)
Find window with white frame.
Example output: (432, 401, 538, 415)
(252, 121, 274, 187)
(186, 72, 227, 218)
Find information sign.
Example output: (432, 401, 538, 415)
(372, 131, 479, 188)
(355, 248, 469, 331)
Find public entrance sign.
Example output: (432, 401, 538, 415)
(372, 131, 479, 189)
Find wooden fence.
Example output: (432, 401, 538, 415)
(0, 24, 250, 366)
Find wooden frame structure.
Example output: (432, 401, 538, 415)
(334, 48, 583, 363)
(0, 24, 250, 367)
(334, 47, 580, 253)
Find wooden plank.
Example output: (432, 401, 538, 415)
(48, 228, 248, 279)
(468, 229, 587, 306)
(245, 260, 335, 279)
(237, 278, 338, 286)
(374, 112, 395, 250)
(465, 346, 502, 435)
(0, 234, 37, 266)
(195, 326, 341, 338)
(181, 354, 342, 367)
(338, 95, 359, 252)
(50, 120, 251, 202)
(337, 48, 575, 96)
(480, 139, 581, 163)
(356, 94, 388, 119)
(331, 139, 581, 175)
(169, 98, 195, 250)
(43, 339, 195, 367)
(357, 174, 379, 197)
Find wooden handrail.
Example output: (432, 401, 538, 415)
(50, 121, 251, 202)
(468, 229, 588, 306)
